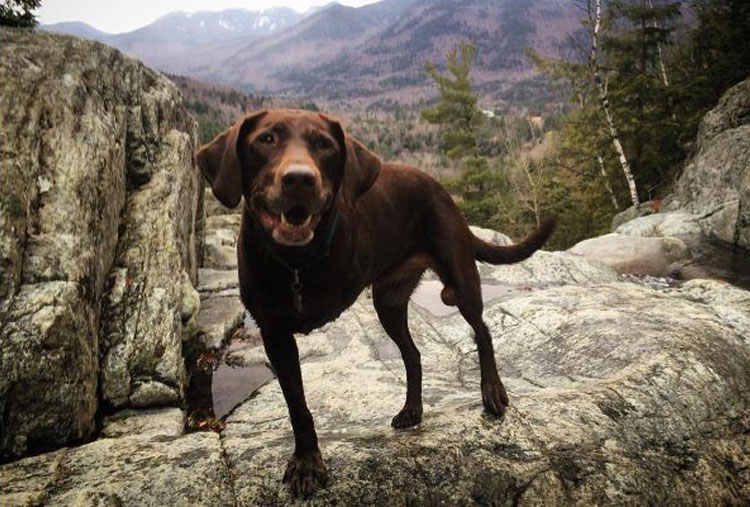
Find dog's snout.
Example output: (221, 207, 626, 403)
(282, 165, 316, 190)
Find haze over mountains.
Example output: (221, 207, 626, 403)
(44, 0, 579, 106)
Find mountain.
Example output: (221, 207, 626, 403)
(106, 7, 304, 67)
(42, 21, 110, 41)
(42, 7, 306, 68)
(249, 0, 579, 103)
(171, 0, 420, 93)
(42, 0, 579, 106)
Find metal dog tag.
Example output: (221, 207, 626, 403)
(291, 269, 303, 313)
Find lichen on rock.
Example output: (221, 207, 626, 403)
(0, 28, 203, 459)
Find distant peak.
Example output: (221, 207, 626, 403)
(304, 2, 341, 16)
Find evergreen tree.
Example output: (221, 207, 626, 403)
(601, 0, 682, 196)
(669, 0, 750, 145)
(421, 42, 484, 160)
(0, 0, 41, 27)
(530, 0, 684, 206)
(444, 156, 515, 230)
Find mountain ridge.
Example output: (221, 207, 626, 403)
(42, 0, 578, 106)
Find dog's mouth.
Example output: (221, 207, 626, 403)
(257, 205, 322, 246)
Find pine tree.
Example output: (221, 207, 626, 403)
(669, 0, 750, 145)
(0, 0, 41, 28)
(421, 42, 484, 160)
(601, 0, 682, 196)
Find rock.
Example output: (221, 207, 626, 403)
(477, 249, 619, 286)
(0, 283, 98, 458)
(469, 225, 513, 245)
(465, 227, 619, 286)
(614, 212, 703, 239)
(666, 76, 750, 249)
(99, 129, 202, 408)
(610, 201, 658, 230)
(0, 28, 202, 459)
(4, 239, 750, 503)
(0, 432, 234, 506)
(568, 233, 691, 277)
(217, 274, 750, 505)
(203, 225, 238, 269)
(101, 408, 185, 439)
(197, 268, 239, 294)
(203, 187, 236, 217)
(196, 296, 246, 350)
(206, 214, 242, 230)
(696, 76, 750, 147)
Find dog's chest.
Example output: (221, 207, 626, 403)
(246, 262, 362, 333)
(288, 271, 362, 332)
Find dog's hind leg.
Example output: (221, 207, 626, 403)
(427, 210, 509, 417)
(439, 261, 508, 416)
(373, 267, 425, 428)
(457, 293, 509, 417)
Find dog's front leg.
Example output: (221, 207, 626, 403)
(261, 327, 327, 498)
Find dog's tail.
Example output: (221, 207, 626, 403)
(472, 216, 557, 265)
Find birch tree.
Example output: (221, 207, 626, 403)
(587, 0, 640, 206)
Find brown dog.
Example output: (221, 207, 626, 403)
(196, 109, 555, 497)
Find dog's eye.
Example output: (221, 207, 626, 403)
(258, 133, 275, 145)
(314, 136, 332, 150)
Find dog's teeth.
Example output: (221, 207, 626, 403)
(302, 215, 312, 227)
(281, 213, 288, 225)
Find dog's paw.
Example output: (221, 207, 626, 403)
(481, 381, 509, 417)
(391, 405, 423, 429)
(283, 450, 328, 498)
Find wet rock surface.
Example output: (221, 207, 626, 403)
(186, 188, 272, 431)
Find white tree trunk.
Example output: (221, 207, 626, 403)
(597, 155, 620, 209)
(647, 0, 670, 87)
(589, 0, 640, 206)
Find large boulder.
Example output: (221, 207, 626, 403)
(665, 76, 750, 249)
(220, 277, 750, 505)
(99, 128, 202, 408)
(567, 233, 691, 277)
(0, 28, 202, 459)
(599, 78, 750, 282)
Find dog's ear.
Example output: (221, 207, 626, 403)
(322, 115, 381, 205)
(195, 111, 267, 208)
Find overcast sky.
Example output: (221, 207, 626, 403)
(37, 0, 379, 34)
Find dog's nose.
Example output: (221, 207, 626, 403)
(281, 165, 316, 190)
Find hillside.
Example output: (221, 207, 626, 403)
(167, 74, 268, 143)
(42, 21, 110, 41)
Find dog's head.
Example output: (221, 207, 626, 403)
(195, 109, 381, 247)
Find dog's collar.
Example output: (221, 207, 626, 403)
(259, 208, 340, 313)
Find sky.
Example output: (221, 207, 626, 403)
(36, 0, 379, 34)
